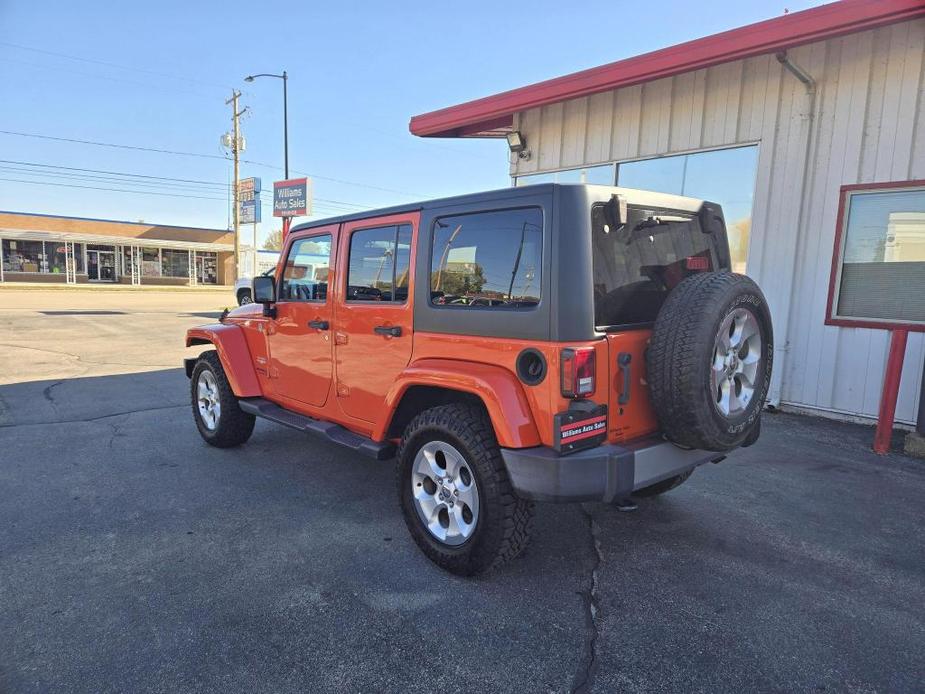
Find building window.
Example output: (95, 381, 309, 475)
(279, 235, 332, 301)
(346, 225, 412, 302)
(515, 164, 615, 187)
(141, 247, 161, 277)
(161, 249, 189, 278)
(2, 240, 45, 273)
(828, 182, 925, 328)
(430, 207, 542, 309)
(616, 145, 758, 273)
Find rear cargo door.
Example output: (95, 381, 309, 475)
(592, 203, 722, 441)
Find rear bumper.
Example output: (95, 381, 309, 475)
(500, 437, 725, 503)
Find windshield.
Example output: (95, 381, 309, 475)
(592, 203, 719, 329)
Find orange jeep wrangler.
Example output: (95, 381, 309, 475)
(185, 184, 772, 575)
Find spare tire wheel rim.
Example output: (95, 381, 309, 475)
(711, 307, 762, 417)
(411, 441, 480, 546)
(197, 370, 221, 430)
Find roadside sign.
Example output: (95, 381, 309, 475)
(238, 177, 261, 194)
(273, 178, 311, 217)
(238, 178, 262, 224)
(240, 196, 261, 224)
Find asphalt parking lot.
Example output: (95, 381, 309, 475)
(1, 288, 923, 693)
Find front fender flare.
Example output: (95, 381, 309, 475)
(186, 324, 261, 397)
(378, 359, 541, 449)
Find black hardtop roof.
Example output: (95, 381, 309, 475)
(289, 183, 706, 233)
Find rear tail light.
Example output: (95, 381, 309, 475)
(561, 347, 596, 398)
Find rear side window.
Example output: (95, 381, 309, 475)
(430, 207, 542, 309)
(347, 224, 412, 302)
(592, 204, 718, 328)
(279, 235, 332, 302)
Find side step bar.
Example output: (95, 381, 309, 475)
(238, 397, 396, 461)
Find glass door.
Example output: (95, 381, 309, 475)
(87, 249, 116, 282)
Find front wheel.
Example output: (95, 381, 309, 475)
(237, 290, 252, 306)
(397, 403, 533, 575)
(190, 351, 255, 447)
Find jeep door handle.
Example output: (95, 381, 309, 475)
(617, 352, 632, 405)
(374, 325, 402, 337)
(308, 320, 329, 330)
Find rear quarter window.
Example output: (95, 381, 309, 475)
(430, 207, 542, 310)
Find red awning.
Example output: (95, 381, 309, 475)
(409, 0, 925, 138)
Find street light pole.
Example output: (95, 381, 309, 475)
(244, 70, 291, 239)
(282, 70, 288, 179)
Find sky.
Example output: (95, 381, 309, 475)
(0, 0, 826, 247)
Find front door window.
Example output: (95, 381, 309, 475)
(266, 232, 336, 408)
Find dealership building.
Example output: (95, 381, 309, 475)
(411, 0, 925, 427)
(0, 211, 236, 286)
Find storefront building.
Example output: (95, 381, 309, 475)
(410, 0, 925, 426)
(0, 211, 235, 286)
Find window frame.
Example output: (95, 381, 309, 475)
(825, 179, 925, 332)
(344, 223, 412, 305)
(428, 205, 545, 313)
(278, 232, 334, 303)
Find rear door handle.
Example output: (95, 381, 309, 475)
(308, 320, 329, 330)
(374, 325, 402, 337)
(618, 352, 632, 405)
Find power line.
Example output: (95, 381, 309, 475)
(0, 158, 227, 187)
(0, 176, 366, 218)
(2, 166, 370, 211)
(0, 159, 373, 209)
(0, 40, 233, 91)
(0, 129, 427, 198)
(0, 57, 214, 99)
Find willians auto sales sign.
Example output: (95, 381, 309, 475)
(273, 178, 311, 218)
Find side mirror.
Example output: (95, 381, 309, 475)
(253, 275, 276, 317)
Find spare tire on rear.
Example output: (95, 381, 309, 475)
(647, 272, 772, 451)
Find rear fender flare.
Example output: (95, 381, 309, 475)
(377, 358, 541, 448)
(186, 324, 261, 397)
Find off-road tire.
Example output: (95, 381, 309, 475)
(647, 272, 773, 451)
(396, 403, 534, 576)
(191, 350, 256, 448)
(632, 470, 693, 498)
(237, 290, 252, 306)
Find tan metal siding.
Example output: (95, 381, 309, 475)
(512, 18, 925, 424)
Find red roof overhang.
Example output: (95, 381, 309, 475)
(409, 0, 925, 138)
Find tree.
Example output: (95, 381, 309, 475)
(263, 229, 283, 251)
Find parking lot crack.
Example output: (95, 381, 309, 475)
(0, 404, 187, 429)
(571, 503, 603, 694)
(42, 380, 64, 403)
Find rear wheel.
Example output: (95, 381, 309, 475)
(647, 272, 773, 451)
(397, 403, 533, 575)
(190, 350, 255, 448)
(237, 290, 252, 306)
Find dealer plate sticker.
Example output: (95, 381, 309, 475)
(553, 405, 608, 455)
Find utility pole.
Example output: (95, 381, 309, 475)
(226, 90, 246, 281)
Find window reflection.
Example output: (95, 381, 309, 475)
(617, 146, 758, 273)
(515, 164, 615, 187)
(431, 208, 542, 309)
(835, 187, 925, 323)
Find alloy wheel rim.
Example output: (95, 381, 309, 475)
(197, 370, 221, 430)
(411, 441, 480, 546)
(710, 308, 762, 417)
